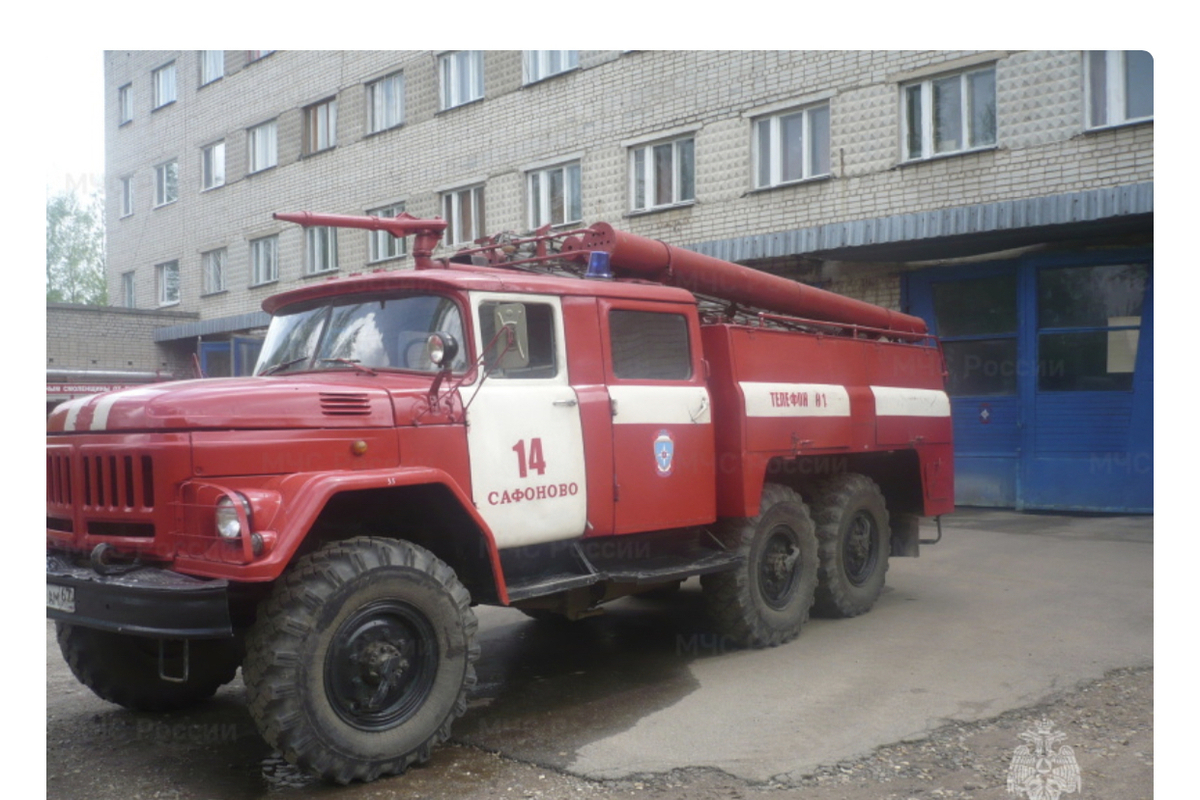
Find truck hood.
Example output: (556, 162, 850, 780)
(48, 376, 405, 432)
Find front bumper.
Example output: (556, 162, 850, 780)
(46, 553, 232, 639)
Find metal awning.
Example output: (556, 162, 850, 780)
(687, 182, 1153, 264)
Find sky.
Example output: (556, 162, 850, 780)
(44, 50, 106, 200)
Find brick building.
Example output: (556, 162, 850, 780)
(97, 50, 1153, 511)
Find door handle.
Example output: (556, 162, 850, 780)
(553, 399, 578, 407)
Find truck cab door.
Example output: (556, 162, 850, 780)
(463, 294, 589, 549)
(601, 301, 716, 534)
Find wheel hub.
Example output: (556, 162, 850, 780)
(759, 527, 801, 609)
(325, 600, 438, 731)
(843, 511, 879, 586)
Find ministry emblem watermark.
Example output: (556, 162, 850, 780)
(1006, 719, 1081, 800)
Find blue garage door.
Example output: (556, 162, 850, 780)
(906, 250, 1152, 513)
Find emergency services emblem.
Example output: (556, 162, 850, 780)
(654, 430, 674, 477)
(1006, 719, 1081, 800)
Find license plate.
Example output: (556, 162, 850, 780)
(47, 584, 75, 613)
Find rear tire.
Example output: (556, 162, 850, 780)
(810, 474, 890, 618)
(56, 623, 240, 712)
(700, 484, 818, 648)
(243, 537, 478, 784)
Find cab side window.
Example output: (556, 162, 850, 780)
(478, 300, 558, 379)
(609, 310, 692, 380)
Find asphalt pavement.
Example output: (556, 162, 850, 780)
(45, 508, 1153, 798)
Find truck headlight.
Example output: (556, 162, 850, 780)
(216, 496, 244, 540)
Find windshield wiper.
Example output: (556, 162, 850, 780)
(319, 358, 378, 376)
(259, 356, 310, 376)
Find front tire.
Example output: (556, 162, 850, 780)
(243, 537, 478, 784)
(700, 484, 818, 648)
(810, 474, 890, 618)
(56, 623, 241, 712)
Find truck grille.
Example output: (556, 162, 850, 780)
(47, 452, 73, 505)
(80, 453, 156, 511)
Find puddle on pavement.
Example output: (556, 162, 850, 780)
(450, 588, 714, 768)
(49, 587, 723, 799)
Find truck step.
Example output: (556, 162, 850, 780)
(502, 536, 743, 603)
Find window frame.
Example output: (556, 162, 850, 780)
(523, 50, 579, 84)
(303, 97, 338, 155)
(901, 64, 997, 162)
(752, 103, 831, 189)
(201, 248, 227, 295)
(439, 51, 485, 110)
(305, 227, 339, 276)
(152, 61, 176, 110)
(118, 83, 133, 125)
(366, 202, 408, 263)
(1085, 50, 1153, 130)
(121, 271, 136, 309)
(156, 259, 180, 306)
(153, 160, 178, 208)
(199, 50, 224, 86)
(201, 141, 225, 190)
(629, 135, 695, 213)
(527, 162, 582, 229)
(250, 235, 279, 286)
(247, 119, 278, 173)
(119, 175, 134, 218)
(366, 71, 405, 134)
(441, 185, 486, 245)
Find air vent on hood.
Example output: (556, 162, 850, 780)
(319, 392, 372, 416)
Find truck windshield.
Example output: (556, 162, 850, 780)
(255, 294, 467, 376)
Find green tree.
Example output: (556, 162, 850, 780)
(47, 190, 107, 305)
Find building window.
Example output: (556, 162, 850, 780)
(156, 260, 180, 306)
(200, 50, 224, 85)
(305, 227, 339, 275)
(303, 98, 337, 154)
(118, 83, 133, 125)
(119, 176, 134, 217)
(247, 50, 274, 63)
(367, 203, 408, 263)
(1086, 50, 1153, 129)
(154, 160, 178, 207)
(202, 249, 227, 295)
(528, 162, 582, 228)
(754, 104, 831, 188)
(441, 185, 486, 245)
(367, 72, 404, 133)
(248, 120, 278, 173)
(630, 136, 695, 212)
(933, 273, 1019, 396)
(152, 62, 176, 109)
(201, 141, 225, 190)
(439, 51, 484, 110)
(250, 235, 278, 285)
(121, 271, 136, 308)
(524, 50, 578, 84)
(1036, 264, 1149, 392)
(903, 66, 996, 161)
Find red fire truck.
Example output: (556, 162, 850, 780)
(47, 213, 952, 783)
